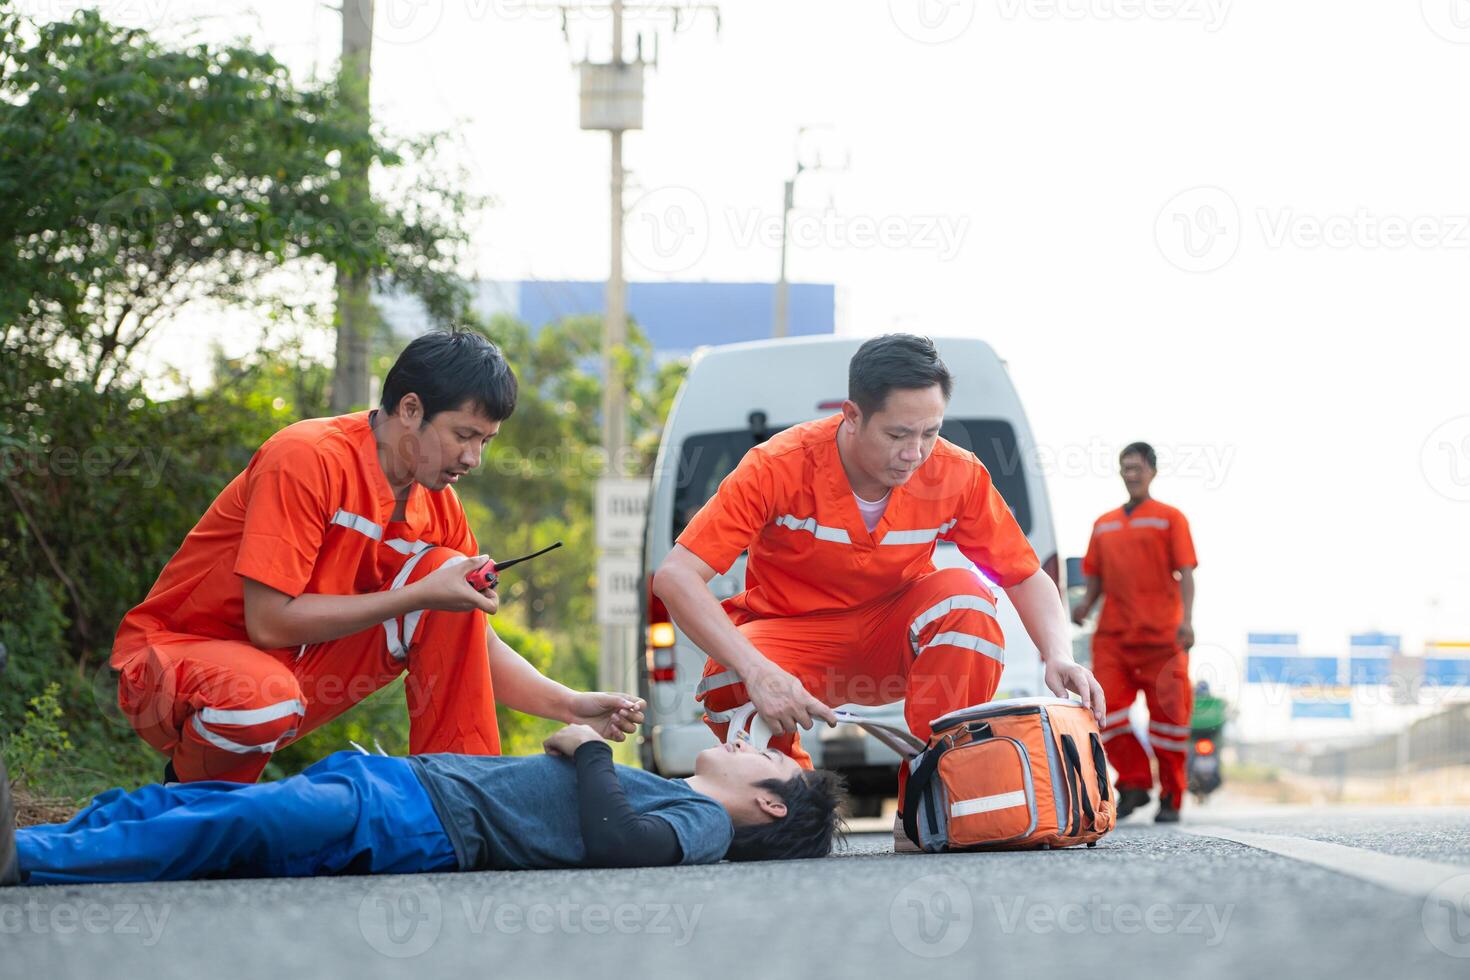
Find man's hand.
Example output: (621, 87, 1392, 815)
(1177, 622, 1195, 651)
(1044, 656, 1106, 725)
(542, 723, 604, 757)
(1069, 605, 1088, 627)
(567, 693, 646, 741)
(746, 663, 837, 736)
(413, 556, 499, 615)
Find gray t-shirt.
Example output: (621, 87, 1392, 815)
(406, 753, 734, 870)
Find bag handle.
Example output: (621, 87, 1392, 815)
(1089, 732, 1111, 803)
(1060, 734, 1095, 834)
(831, 710, 928, 759)
(901, 748, 945, 849)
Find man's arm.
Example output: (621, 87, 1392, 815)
(545, 725, 683, 868)
(653, 545, 837, 735)
(1177, 565, 1196, 650)
(241, 556, 496, 650)
(1071, 574, 1102, 625)
(1006, 570, 1106, 723)
(486, 627, 644, 739)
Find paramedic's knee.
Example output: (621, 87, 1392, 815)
(175, 664, 304, 781)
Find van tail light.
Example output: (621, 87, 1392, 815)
(646, 576, 676, 683)
(1194, 737, 1215, 756)
(1042, 552, 1061, 595)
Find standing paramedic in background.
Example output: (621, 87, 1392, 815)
(653, 334, 1104, 838)
(111, 331, 643, 783)
(1072, 442, 1198, 823)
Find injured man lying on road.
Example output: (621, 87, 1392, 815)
(1, 724, 847, 886)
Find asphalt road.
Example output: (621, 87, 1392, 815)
(5, 796, 1470, 979)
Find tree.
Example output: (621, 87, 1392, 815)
(0, 6, 480, 393)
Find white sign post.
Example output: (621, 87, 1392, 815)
(596, 477, 651, 551)
(596, 553, 643, 627)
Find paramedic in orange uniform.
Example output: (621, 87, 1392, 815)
(112, 332, 644, 783)
(1072, 441, 1197, 823)
(653, 335, 1104, 803)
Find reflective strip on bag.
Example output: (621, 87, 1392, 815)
(950, 789, 1028, 818)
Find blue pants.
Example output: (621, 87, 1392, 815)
(15, 752, 459, 885)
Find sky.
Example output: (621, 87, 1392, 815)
(40, 0, 1470, 669)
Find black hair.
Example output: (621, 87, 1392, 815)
(380, 331, 518, 423)
(848, 334, 953, 416)
(724, 769, 847, 862)
(1119, 441, 1157, 471)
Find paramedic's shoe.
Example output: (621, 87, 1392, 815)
(1, 756, 19, 887)
(1115, 787, 1151, 820)
(162, 759, 179, 785)
(1154, 797, 1181, 824)
(892, 812, 923, 854)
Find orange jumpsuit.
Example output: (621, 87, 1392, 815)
(677, 414, 1040, 771)
(112, 411, 500, 783)
(1082, 497, 1197, 808)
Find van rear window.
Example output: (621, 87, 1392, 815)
(671, 418, 1031, 540)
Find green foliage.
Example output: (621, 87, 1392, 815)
(0, 6, 481, 391)
(0, 682, 73, 786)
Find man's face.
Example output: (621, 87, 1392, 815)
(842, 385, 947, 491)
(393, 396, 501, 491)
(693, 739, 803, 789)
(1120, 452, 1155, 499)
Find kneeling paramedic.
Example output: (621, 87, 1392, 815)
(110, 331, 642, 784)
(0, 728, 845, 885)
(652, 334, 1105, 837)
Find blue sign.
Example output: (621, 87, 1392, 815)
(1291, 699, 1353, 720)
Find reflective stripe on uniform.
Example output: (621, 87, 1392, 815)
(197, 700, 305, 728)
(383, 546, 439, 660)
(384, 538, 434, 556)
(1102, 709, 1132, 728)
(330, 509, 384, 541)
(696, 670, 741, 699)
(1130, 517, 1170, 530)
(907, 594, 999, 656)
(880, 518, 958, 547)
(1150, 734, 1191, 752)
(1101, 727, 1129, 743)
(1149, 721, 1191, 737)
(951, 790, 1028, 818)
(772, 514, 851, 544)
(191, 713, 297, 755)
(919, 631, 1005, 664)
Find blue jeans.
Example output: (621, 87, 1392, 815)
(16, 752, 459, 885)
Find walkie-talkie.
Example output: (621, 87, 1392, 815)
(465, 541, 564, 592)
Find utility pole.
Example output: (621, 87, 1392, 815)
(773, 126, 846, 339)
(569, 0, 719, 694)
(331, 0, 374, 413)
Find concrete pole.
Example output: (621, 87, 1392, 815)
(773, 177, 793, 338)
(599, 0, 631, 694)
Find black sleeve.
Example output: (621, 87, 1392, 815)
(574, 741, 684, 867)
